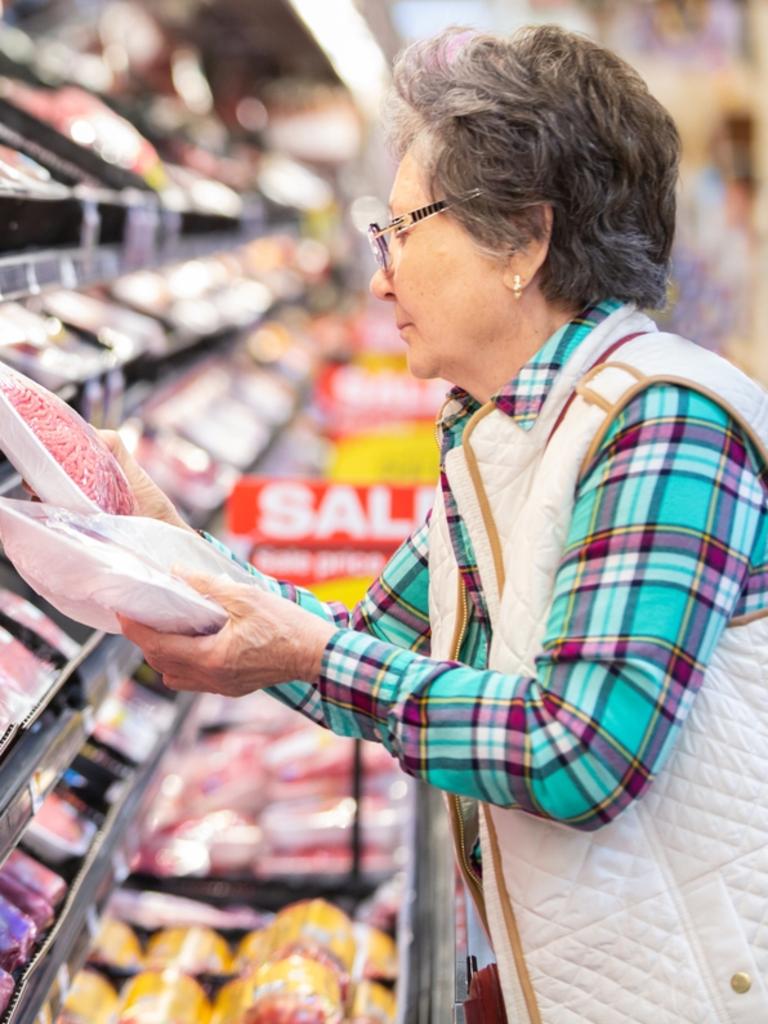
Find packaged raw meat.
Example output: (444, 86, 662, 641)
(135, 432, 237, 516)
(41, 291, 167, 361)
(211, 977, 255, 1024)
(0, 870, 54, 930)
(0, 624, 57, 715)
(88, 918, 143, 970)
(267, 900, 356, 982)
(135, 809, 263, 877)
(0, 892, 37, 971)
(144, 926, 233, 974)
(0, 968, 13, 1015)
(58, 969, 118, 1024)
(2, 850, 67, 907)
(24, 791, 97, 863)
(116, 971, 212, 1024)
(240, 955, 343, 1024)
(0, 305, 112, 392)
(0, 363, 136, 515)
(0, 499, 238, 636)
(259, 796, 404, 857)
(236, 929, 272, 973)
(93, 680, 175, 763)
(348, 980, 397, 1023)
(106, 888, 270, 933)
(0, 588, 79, 659)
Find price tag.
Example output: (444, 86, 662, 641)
(56, 962, 70, 995)
(29, 772, 44, 815)
(113, 850, 129, 883)
(82, 705, 95, 736)
(85, 906, 99, 939)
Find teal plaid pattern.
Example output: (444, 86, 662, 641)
(208, 309, 768, 829)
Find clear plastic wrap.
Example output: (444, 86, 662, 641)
(0, 892, 37, 971)
(0, 363, 136, 514)
(93, 679, 175, 763)
(240, 955, 343, 1024)
(0, 498, 252, 635)
(2, 850, 66, 907)
(0, 871, 54, 930)
(24, 791, 97, 863)
(106, 888, 270, 933)
(116, 971, 212, 1024)
(0, 588, 79, 659)
(0, 624, 57, 723)
(88, 918, 143, 971)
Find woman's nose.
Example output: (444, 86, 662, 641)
(369, 266, 395, 301)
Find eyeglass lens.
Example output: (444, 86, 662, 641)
(368, 225, 389, 271)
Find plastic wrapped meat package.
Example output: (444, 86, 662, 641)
(0, 892, 37, 971)
(107, 888, 269, 933)
(0, 969, 12, 1016)
(0, 497, 262, 635)
(0, 588, 79, 660)
(2, 850, 66, 907)
(145, 925, 233, 974)
(23, 791, 97, 863)
(0, 80, 166, 186)
(40, 291, 168, 361)
(0, 363, 135, 513)
(144, 362, 270, 470)
(93, 679, 175, 763)
(59, 969, 119, 1024)
(0, 623, 58, 730)
(0, 306, 113, 391)
(134, 808, 264, 878)
(116, 971, 211, 1024)
(0, 869, 54, 930)
(135, 431, 237, 516)
(257, 795, 405, 878)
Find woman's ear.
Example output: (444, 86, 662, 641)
(501, 204, 553, 295)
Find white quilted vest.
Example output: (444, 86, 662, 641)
(427, 304, 768, 1024)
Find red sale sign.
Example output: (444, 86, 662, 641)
(227, 478, 435, 550)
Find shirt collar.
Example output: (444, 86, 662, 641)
(440, 298, 623, 431)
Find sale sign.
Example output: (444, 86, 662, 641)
(227, 478, 435, 550)
(315, 364, 447, 436)
(226, 478, 435, 594)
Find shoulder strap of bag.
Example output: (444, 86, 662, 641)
(546, 331, 646, 445)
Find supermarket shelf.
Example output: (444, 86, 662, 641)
(0, 229, 255, 305)
(0, 633, 142, 869)
(2, 690, 196, 1024)
(396, 783, 458, 1024)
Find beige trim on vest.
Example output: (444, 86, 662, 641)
(484, 805, 543, 1024)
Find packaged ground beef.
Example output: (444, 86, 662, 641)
(2, 850, 66, 907)
(0, 363, 136, 515)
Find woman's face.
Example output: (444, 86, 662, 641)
(369, 150, 517, 399)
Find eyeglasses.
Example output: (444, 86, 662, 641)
(367, 190, 482, 272)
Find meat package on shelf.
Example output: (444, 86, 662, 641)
(0, 664, 189, 1019)
(133, 691, 409, 882)
(58, 887, 399, 1023)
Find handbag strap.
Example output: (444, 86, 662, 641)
(546, 330, 646, 445)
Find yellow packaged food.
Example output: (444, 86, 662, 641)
(269, 900, 356, 976)
(348, 980, 397, 1023)
(236, 929, 274, 973)
(59, 970, 119, 1024)
(210, 976, 260, 1024)
(144, 926, 233, 974)
(90, 919, 143, 970)
(352, 924, 398, 982)
(116, 970, 211, 1024)
(242, 955, 343, 1024)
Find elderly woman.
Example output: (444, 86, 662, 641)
(114, 25, 768, 1024)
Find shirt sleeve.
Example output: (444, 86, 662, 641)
(201, 522, 432, 729)
(312, 384, 766, 828)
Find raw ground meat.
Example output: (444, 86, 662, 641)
(0, 370, 136, 515)
(0, 589, 78, 659)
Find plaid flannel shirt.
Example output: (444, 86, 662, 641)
(206, 300, 768, 830)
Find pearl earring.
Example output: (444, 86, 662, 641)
(512, 273, 523, 300)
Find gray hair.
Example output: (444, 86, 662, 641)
(386, 25, 680, 310)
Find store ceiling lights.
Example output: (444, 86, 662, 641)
(285, 0, 390, 119)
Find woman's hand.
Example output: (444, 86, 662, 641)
(118, 572, 336, 696)
(100, 430, 192, 532)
